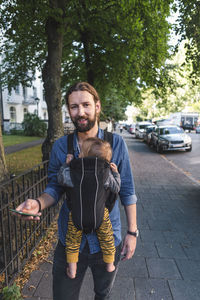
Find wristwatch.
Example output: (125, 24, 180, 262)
(127, 229, 139, 237)
(34, 198, 41, 213)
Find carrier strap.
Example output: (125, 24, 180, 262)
(67, 130, 113, 155)
(67, 132, 74, 155)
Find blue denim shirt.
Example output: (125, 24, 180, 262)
(44, 129, 137, 253)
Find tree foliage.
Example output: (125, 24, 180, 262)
(137, 44, 200, 119)
(0, 0, 173, 156)
(175, 0, 200, 79)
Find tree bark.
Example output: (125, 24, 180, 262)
(42, 0, 66, 161)
(81, 31, 94, 85)
(0, 115, 8, 182)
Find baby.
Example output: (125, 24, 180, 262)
(57, 137, 121, 279)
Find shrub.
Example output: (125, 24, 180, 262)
(9, 129, 24, 135)
(22, 113, 47, 137)
(2, 283, 22, 300)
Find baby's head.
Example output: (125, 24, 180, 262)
(80, 137, 112, 162)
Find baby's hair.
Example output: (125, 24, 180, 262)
(81, 137, 112, 162)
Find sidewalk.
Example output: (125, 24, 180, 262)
(22, 131, 200, 300)
(5, 139, 44, 154)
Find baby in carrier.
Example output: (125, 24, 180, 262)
(57, 137, 121, 279)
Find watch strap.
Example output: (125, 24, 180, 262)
(34, 198, 41, 213)
(127, 230, 138, 237)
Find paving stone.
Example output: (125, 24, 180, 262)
(137, 218, 150, 230)
(155, 242, 187, 259)
(24, 298, 52, 300)
(148, 219, 174, 231)
(22, 297, 41, 300)
(146, 258, 182, 279)
(34, 272, 53, 298)
(39, 261, 53, 272)
(181, 244, 200, 260)
(119, 257, 148, 278)
(163, 231, 189, 244)
(185, 232, 200, 245)
(135, 241, 159, 258)
(140, 229, 166, 243)
(22, 270, 44, 297)
(175, 259, 200, 280)
(135, 278, 172, 300)
(168, 280, 200, 300)
(110, 276, 135, 300)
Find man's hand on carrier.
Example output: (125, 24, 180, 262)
(121, 233, 137, 261)
(110, 163, 118, 173)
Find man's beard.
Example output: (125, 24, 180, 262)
(72, 115, 97, 132)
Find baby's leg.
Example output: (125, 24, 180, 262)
(67, 262, 77, 279)
(106, 262, 115, 272)
(66, 212, 82, 279)
(96, 208, 116, 272)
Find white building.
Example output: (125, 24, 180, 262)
(0, 70, 70, 132)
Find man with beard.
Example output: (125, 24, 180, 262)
(14, 82, 138, 300)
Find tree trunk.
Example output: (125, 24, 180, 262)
(41, 0, 66, 161)
(81, 31, 94, 85)
(0, 115, 8, 182)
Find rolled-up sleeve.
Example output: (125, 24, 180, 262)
(113, 135, 137, 206)
(44, 139, 66, 204)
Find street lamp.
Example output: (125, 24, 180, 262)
(35, 97, 40, 116)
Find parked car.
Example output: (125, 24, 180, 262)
(143, 125, 156, 144)
(135, 121, 152, 139)
(151, 125, 192, 153)
(128, 124, 136, 134)
(196, 125, 200, 134)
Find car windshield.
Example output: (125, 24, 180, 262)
(160, 127, 184, 135)
(139, 124, 150, 129)
(146, 127, 154, 133)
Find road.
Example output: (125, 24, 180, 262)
(127, 131, 200, 184)
(160, 132, 200, 184)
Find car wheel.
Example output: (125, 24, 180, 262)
(186, 145, 192, 152)
(156, 143, 163, 153)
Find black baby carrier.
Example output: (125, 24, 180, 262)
(66, 131, 118, 234)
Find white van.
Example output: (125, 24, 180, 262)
(135, 121, 152, 139)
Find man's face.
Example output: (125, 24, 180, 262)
(68, 91, 101, 132)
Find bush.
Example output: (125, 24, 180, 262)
(2, 283, 22, 300)
(9, 129, 24, 135)
(22, 113, 47, 137)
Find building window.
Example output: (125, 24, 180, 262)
(43, 89, 45, 101)
(10, 106, 16, 122)
(43, 112, 47, 119)
(24, 108, 28, 118)
(33, 87, 37, 98)
(23, 86, 27, 99)
(15, 85, 20, 95)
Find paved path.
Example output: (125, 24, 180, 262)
(5, 139, 44, 154)
(22, 131, 200, 299)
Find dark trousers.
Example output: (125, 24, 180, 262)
(52, 240, 122, 300)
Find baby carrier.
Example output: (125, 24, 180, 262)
(66, 131, 118, 234)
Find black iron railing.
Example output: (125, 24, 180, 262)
(0, 161, 63, 288)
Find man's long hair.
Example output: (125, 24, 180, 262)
(65, 82, 101, 106)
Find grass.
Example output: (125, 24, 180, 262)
(6, 145, 43, 175)
(3, 135, 42, 147)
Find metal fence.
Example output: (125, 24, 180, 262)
(0, 161, 62, 288)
